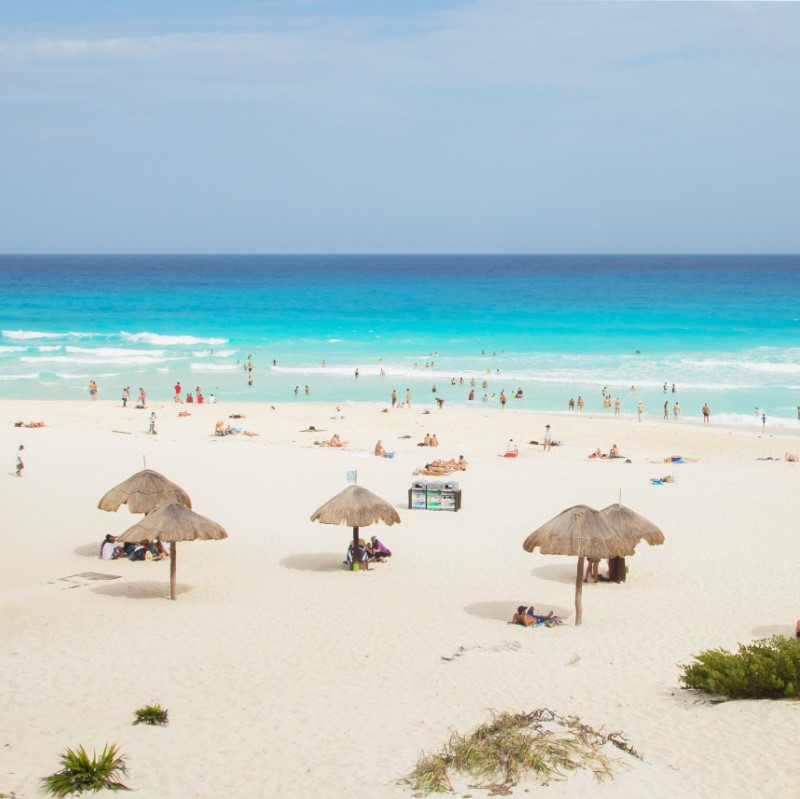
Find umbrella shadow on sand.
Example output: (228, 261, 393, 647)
(74, 543, 102, 558)
(529, 564, 579, 585)
(280, 553, 347, 573)
(92, 581, 192, 599)
(464, 600, 572, 622)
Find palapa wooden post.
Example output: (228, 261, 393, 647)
(170, 541, 177, 600)
(352, 525, 360, 571)
(575, 557, 584, 626)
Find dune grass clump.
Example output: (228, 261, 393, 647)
(132, 703, 169, 726)
(680, 635, 800, 699)
(406, 708, 639, 795)
(41, 743, 130, 796)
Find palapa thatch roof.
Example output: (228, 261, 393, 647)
(115, 501, 227, 543)
(600, 504, 665, 547)
(98, 469, 192, 514)
(310, 484, 401, 528)
(522, 504, 636, 559)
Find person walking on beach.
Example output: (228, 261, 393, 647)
(405, 388, 412, 408)
(16, 445, 24, 477)
(500, 390, 507, 408)
(136, 387, 147, 408)
(577, 396, 584, 411)
(174, 382, 182, 403)
(391, 389, 397, 407)
(614, 397, 620, 417)
(664, 401, 669, 420)
(702, 403, 710, 425)
(543, 425, 553, 452)
(121, 386, 130, 408)
(148, 411, 157, 435)
(88, 380, 98, 401)
(637, 401, 643, 422)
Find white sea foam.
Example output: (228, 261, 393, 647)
(122, 331, 228, 346)
(190, 362, 239, 372)
(65, 346, 166, 357)
(37, 345, 62, 352)
(2, 330, 104, 340)
(21, 355, 183, 366)
(192, 349, 236, 358)
(0, 346, 27, 353)
(0, 372, 38, 380)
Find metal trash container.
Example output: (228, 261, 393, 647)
(425, 481, 443, 510)
(440, 481, 462, 512)
(408, 481, 427, 510)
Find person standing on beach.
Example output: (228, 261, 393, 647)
(543, 425, 553, 452)
(614, 397, 620, 417)
(16, 445, 24, 476)
(174, 382, 182, 403)
(305, 385, 310, 396)
(136, 387, 146, 408)
(762, 412, 767, 431)
(702, 403, 710, 425)
(88, 380, 98, 401)
(148, 411, 157, 435)
(637, 401, 643, 422)
(500, 390, 507, 408)
(664, 401, 669, 420)
(391, 389, 397, 407)
(673, 402, 680, 420)
(576, 396, 584, 411)
(405, 388, 412, 408)
(122, 386, 130, 407)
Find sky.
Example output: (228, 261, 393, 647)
(1, 1, 799, 254)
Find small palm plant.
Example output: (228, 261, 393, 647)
(133, 703, 169, 726)
(41, 743, 130, 796)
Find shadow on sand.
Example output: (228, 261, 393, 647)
(279, 553, 348, 573)
(74, 543, 102, 558)
(529, 564, 580, 585)
(92, 581, 192, 599)
(464, 600, 571, 622)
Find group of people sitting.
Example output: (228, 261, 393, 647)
(319, 433, 347, 448)
(419, 433, 439, 447)
(588, 444, 621, 459)
(100, 534, 169, 561)
(344, 536, 392, 570)
(511, 605, 563, 627)
(413, 456, 467, 476)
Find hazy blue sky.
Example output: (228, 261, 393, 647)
(1, 1, 798, 253)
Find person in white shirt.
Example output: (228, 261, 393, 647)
(100, 534, 120, 560)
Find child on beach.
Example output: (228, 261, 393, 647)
(16, 445, 24, 476)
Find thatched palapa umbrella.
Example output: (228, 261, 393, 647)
(523, 504, 635, 625)
(599, 504, 665, 547)
(98, 469, 192, 514)
(116, 501, 228, 600)
(310, 484, 400, 570)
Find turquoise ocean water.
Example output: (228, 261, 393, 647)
(1, 254, 799, 427)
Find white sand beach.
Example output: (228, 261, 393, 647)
(2, 398, 799, 798)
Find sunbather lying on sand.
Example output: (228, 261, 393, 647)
(414, 457, 464, 476)
(786, 453, 799, 462)
(15, 421, 46, 428)
(511, 606, 561, 626)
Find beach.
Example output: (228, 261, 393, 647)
(2, 397, 799, 798)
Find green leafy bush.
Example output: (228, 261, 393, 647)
(680, 635, 800, 699)
(41, 743, 130, 796)
(133, 703, 169, 726)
